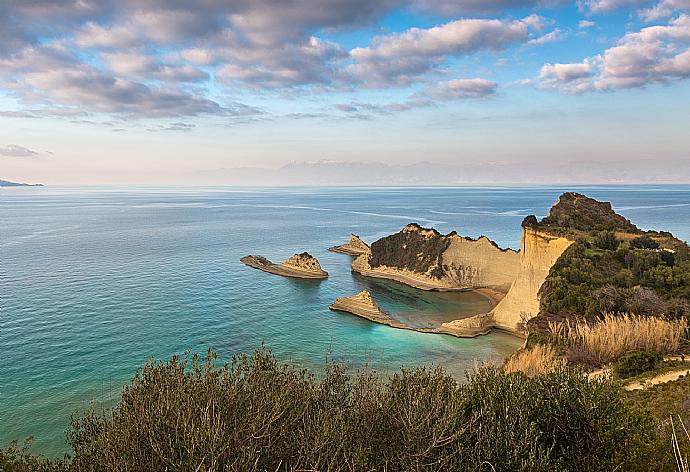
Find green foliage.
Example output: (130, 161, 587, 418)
(540, 239, 690, 320)
(370, 224, 450, 279)
(538, 192, 639, 233)
(614, 351, 663, 378)
(594, 231, 621, 251)
(1, 348, 666, 472)
(631, 235, 661, 250)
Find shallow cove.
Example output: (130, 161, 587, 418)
(348, 273, 493, 330)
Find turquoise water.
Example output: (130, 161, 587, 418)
(1, 185, 689, 454)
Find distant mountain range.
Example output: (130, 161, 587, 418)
(195, 159, 690, 186)
(0, 179, 43, 187)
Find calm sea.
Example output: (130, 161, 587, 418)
(2, 185, 689, 454)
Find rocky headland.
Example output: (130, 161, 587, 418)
(340, 192, 690, 338)
(241, 252, 328, 279)
(329, 234, 370, 256)
(351, 223, 519, 293)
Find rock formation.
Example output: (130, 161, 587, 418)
(329, 291, 401, 326)
(490, 227, 573, 333)
(329, 291, 492, 337)
(329, 234, 371, 256)
(352, 224, 520, 292)
(241, 252, 328, 279)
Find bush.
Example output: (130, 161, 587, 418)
(0, 439, 67, 472)
(614, 351, 663, 378)
(1, 348, 666, 472)
(631, 235, 661, 250)
(594, 231, 621, 251)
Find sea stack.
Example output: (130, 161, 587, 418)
(329, 234, 371, 256)
(241, 252, 328, 279)
(329, 291, 402, 327)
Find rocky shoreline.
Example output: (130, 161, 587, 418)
(241, 253, 328, 279)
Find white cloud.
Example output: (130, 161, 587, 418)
(579, 0, 649, 14)
(539, 14, 690, 92)
(347, 16, 543, 86)
(579, 20, 596, 28)
(426, 78, 498, 98)
(638, 0, 690, 21)
(528, 28, 564, 44)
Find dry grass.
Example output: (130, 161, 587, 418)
(672, 415, 690, 472)
(550, 314, 687, 366)
(504, 344, 566, 377)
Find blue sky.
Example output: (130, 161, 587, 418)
(1, 0, 689, 184)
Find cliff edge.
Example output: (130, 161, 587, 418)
(352, 224, 519, 292)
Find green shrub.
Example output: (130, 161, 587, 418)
(594, 231, 621, 251)
(1, 348, 667, 471)
(631, 235, 661, 250)
(614, 350, 663, 378)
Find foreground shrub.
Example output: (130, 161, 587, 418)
(614, 350, 663, 378)
(504, 343, 566, 377)
(0, 439, 67, 472)
(550, 313, 686, 365)
(2, 348, 666, 471)
(58, 348, 662, 471)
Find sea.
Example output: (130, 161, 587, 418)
(2, 185, 690, 455)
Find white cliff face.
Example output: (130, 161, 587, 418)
(491, 228, 573, 332)
(441, 236, 520, 292)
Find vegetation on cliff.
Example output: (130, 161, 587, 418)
(369, 224, 451, 279)
(521, 193, 690, 333)
(0, 348, 666, 472)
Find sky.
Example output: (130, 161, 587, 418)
(1, 0, 689, 184)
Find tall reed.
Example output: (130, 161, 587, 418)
(504, 344, 566, 377)
(550, 313, 687, 365)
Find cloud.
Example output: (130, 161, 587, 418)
(211, 36, 345, 87)
(528, 28, 565, 44)
(578, 20, 596, 28)
(638, 0, 690, 21)
(347, 15, 543, 86)
(101, 51, 208, 82)
(413, 0, 565, 15)
(146, 122, 196, 132)
(538, 59, 598, 93)
(578, 0, 649, 14)
(426, 78, 498, 98)
(0, 145, 40, 157)
(0, 44, 253, 118)
(538, 14, 690, 92)
(334, 98, 436, 115)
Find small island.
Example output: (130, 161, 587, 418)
(328, 234, 370, 256)
(241, 252, 328, 279)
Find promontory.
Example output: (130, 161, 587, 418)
(241, 252, 328, 279)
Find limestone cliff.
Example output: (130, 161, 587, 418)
(352, 224, 519, 291)
(490, 228, 573, 332)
